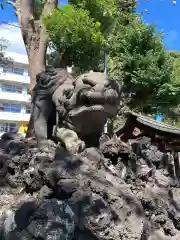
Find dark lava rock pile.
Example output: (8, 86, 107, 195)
(1, 133, 180, 239)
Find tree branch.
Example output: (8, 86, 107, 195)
(20, 0, 35, 30)
(7, 1, 22, 28)
(43, 0, 58, 16)
(19, 0, 36, 44)
(7, 1, 16, 8)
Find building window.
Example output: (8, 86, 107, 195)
(26, 105, 31, 114)
(0, 123, 18, 133)
(0, 103, 21, 113)
(3, 67, 13, 74)
(1, 84, 22, 93)
(3, 67, 24, 75)
(13, 68, 24, 75)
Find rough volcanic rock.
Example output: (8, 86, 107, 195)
(1, 133, 180, 239)
(0, 196, 77, 240)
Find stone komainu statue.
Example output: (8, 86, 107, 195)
(32, 67, 121, 153)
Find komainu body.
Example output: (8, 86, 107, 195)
(32, 68, 121, 153)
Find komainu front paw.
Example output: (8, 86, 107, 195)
(65, 140, 85, 154)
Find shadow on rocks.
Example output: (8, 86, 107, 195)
(5, 198, 77, 240)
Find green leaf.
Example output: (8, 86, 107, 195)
(44, 4, 107, 70)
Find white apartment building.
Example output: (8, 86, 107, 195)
(0, 52, 31, 137)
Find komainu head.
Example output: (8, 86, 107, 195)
(67, 72, 121, 136)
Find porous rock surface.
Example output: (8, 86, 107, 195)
(0, 133, 180, 239)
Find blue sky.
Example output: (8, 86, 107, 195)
(137, 0, 179, 51)
(0, 0, 179, 53)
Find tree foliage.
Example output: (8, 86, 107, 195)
(45, 4, 106, 70)
(69, 0, 117, 33)
(0, 38, 10, 66)
(107, 13, 180, 111)
(45, 0, 120, 70)
(45, 0, 138, 70)
(168, 51, 180, 85)
(160, 51, 180, 121)
(45, 0, 180, 115)
(116, 0, 136, 12)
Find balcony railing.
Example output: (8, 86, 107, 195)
(0, 92, 31, 103)
(0, 72, 30, 84)
(0, 112, 30, 122)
